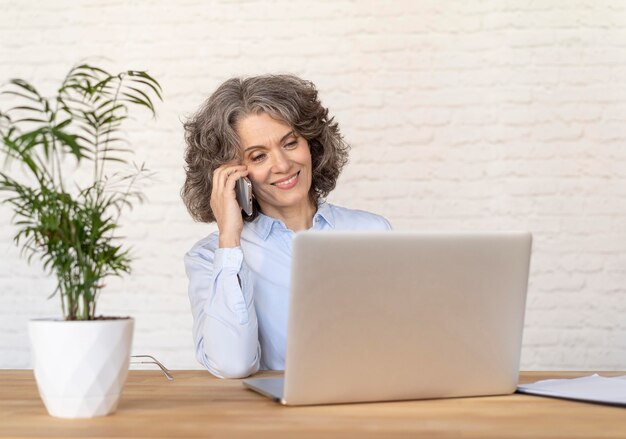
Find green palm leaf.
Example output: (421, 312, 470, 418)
(0, 62, 161, 320)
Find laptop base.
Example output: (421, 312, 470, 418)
(243, 377, 285, 404)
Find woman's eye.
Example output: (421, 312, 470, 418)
(251, 153, 266, 162)
(285, 141, 298, 149)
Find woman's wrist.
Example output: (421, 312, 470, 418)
(219, 233, 241, 248)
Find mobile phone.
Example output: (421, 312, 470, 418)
(235, 177, 253, 216)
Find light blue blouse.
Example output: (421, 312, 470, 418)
(185, 202, 392, 378)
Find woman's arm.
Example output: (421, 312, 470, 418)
(185, 239, 260, 379)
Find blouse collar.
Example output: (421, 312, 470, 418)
(248, 201, 335, 240)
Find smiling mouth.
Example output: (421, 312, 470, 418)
(272, 171, 300, 188)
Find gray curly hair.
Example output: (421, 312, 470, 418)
(181, 74, 350, 222)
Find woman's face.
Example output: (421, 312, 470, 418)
(237, 112, 313, 215)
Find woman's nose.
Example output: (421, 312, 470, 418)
(271, 149, 291, 173)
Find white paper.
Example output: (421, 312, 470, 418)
(517, 374, 626, 406)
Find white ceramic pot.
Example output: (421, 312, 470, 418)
(28, 318, 134, 418)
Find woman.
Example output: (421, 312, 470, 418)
(182, 74, 391, 379)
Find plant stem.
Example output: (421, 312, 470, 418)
(54, 148, 64, 193)
(98, 74, 124, 185)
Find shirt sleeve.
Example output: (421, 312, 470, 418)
(381, 216, 393, 230)
(184, 239, 261, 379)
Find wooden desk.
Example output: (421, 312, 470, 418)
(0, 370, 624, 438)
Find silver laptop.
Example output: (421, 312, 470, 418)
(243, 231, 532, 406)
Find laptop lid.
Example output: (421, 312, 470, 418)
(281, 231, 532, 405)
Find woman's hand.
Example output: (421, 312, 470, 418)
(210, 163, 249, 248)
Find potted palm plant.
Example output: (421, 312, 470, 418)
(0, 64, 162, 418)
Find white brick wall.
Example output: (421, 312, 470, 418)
(1, 0, 625, 371)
